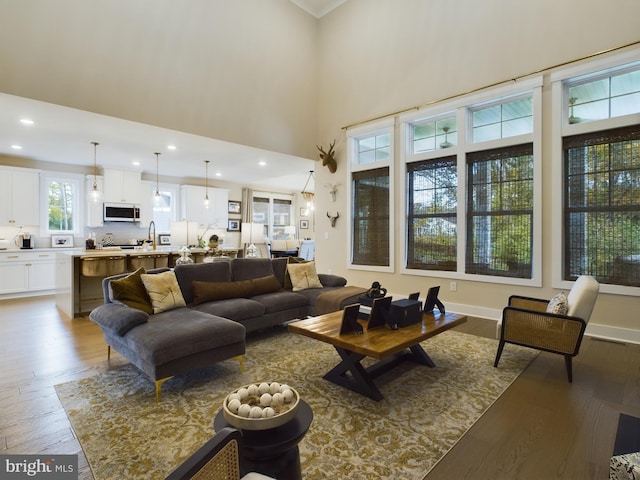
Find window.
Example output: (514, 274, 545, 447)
(252, 194, 293, 239)
(352, 167, 390, 266)
(348, 120, 394, 270)
(466, 144, 534, 278)
(402, 79, 541, 284)
(152, 186, 177, 233)
(567, 67, 640, 124)
(43, 174, 81, 234)
(470, 95, 533, 143)
(563, 125, 640, 286)
(407, 156, 457, 270)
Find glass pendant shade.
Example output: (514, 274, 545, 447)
(153, 152, 162, 206)
(88, 141, 102, 203)
(204, 160, 210, 209)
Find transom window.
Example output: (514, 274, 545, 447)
(567, 66, 640, 124)
(356, 132, 390, 165)
(409, 116, 457, 153)
(470, 95, 533, 143)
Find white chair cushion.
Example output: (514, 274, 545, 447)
(242, 473, 276, 480)
(566, 275, 599, 322)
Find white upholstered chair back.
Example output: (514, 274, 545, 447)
(567, 275, 600, 323)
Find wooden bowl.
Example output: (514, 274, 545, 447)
(222, 383, 300, 431)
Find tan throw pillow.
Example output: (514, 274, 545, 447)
(110, 267, 153, 314)
(287, 261, 323, 291)
(546, 291, 568, 315)
(284, 256, 307, 289)
(141, 270, 186, 314)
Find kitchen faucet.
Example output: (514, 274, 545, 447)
(148, 220, 156, 250)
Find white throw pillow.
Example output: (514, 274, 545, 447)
(141, 270, 186, 314)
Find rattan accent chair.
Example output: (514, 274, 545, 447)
(165, 427, 273, 480)
(494, 275, 600, 382)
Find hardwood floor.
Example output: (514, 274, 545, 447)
(0, 296, 638, 480)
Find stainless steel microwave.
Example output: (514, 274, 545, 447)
(103, 203, 141, 222)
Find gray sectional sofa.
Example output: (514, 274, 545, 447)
(89, 257, 360, 399)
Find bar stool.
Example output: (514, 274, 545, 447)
(78, 254, 127, 314)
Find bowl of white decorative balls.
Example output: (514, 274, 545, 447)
(222, 382, 299, 430)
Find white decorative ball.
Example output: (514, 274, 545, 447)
(247, 384, 260, 396)
(269, 382, 281, 394)
(282, 388, 294, 403)
(260, 393, 272, 407)
(250, 406, 263, 418)
(271, 392, 284, 407)
(258, 382, 270, 394)
(237, 403, 251, 417)
(228, 393, 240, 402)
(262, 407, 275, 418)
(237, 388, 249, 400)
(228, 398, 241, 413)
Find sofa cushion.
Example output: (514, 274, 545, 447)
(287, 261, 323, 291)
(174, 262, 233, 304)
(250, 291, 309, 314)
(121, 308, 245, 366)
(109, 267, 154, 314)
(141, 270, 187, 314)
(90, 303, 149, 335)
(231, 258, 274, 281)
(192, 298, 266, 321)
(271, 257, 289, 288)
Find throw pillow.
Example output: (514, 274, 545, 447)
(284, 256, 308, 290)
(287, 261, 323, 292)
(546, 291, 568, 315)
(250, 274, 283, 296)
(192, 280, 253, 305)
(141, 270, 186, 314)
(109, 267, 154, 314)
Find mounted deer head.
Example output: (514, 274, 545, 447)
(317, 140, 337, 174)
(327, 211, 339, 228)
(325, 183, 340, 202)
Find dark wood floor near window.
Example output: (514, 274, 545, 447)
(0, 296, 638, 480)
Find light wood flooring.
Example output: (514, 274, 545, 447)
(0, 296, 638, 480)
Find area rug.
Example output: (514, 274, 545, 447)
(55, 328, 537, 480)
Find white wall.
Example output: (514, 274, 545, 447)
(312, 0, 640, 339)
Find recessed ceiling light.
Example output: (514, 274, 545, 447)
(259, 161, 267, 166)
(20, 119, 34, 125)
(215, 172, 222, 177)
(11, 145, 22, 150)
(132, 161, 140, 166)
(167, 145, 176, 150)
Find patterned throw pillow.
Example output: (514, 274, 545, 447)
(546, 291, 568, 315)
(287, 261, 323, 292)
(110, 267, 154, 314)
(141, 270, 186, 314)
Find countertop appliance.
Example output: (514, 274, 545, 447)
(18, 232, 34, 249)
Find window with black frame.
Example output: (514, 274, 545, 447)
(466, 144, 534, 278)
(563, 125, 640, 286)
(407, 156, 457, 270)
(352, 167, 390, 266)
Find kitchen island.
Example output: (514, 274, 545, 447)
(55, 246, 238, 318)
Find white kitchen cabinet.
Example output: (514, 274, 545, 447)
(0, 251, 56, 295)
(85, 175, 104, 227)
(0, 167, 40, 226)
(103, 169, 142, 204)
(180, 185, 228, 229)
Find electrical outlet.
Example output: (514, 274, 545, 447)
(450, 281, 457, 292)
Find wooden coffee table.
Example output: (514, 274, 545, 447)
(288, 310, 466, 401)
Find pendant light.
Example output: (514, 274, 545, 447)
(88, 141, 102, 203)
(204, 160, 210, 209)
(301, 170, 315, 211)
(153, 152, 162, 206)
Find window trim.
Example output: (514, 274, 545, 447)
(347, 118, 395, 273)
(40, 171, 83, 236)
(551, 48, 640, 296)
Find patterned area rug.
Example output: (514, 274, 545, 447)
(55, 328, 537, 480)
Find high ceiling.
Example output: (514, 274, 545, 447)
(0, 92, 315, 191)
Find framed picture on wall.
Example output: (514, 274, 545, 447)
(300, 207, 309, 217)
(300, 219, 309, 230)
(159, 234, 171, 245)
(228, 201, 241, 214)
(228, 219, 241, 232)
